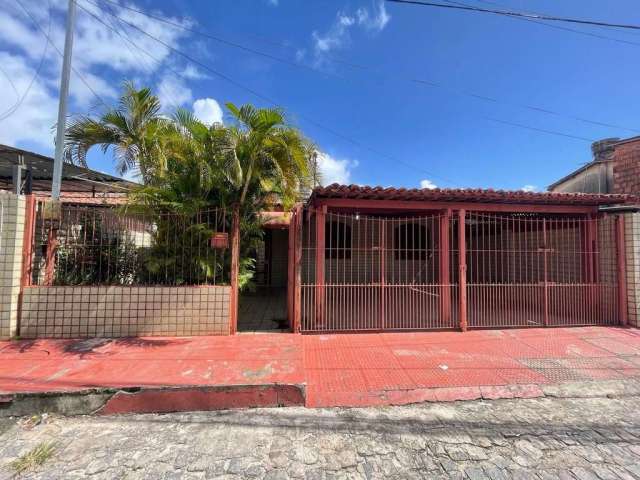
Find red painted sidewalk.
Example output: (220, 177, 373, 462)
(1, 327, 639, 412)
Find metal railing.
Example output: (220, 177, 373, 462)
(299, 209, 622, 332)
(29, 200, 230, 287)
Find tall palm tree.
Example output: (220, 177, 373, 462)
(64, 82, 171, 184)
(225, 103, 311, 209)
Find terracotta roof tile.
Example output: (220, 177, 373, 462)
(310, 184, 635, 206)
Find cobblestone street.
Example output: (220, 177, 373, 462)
(1, 382, 640, 479)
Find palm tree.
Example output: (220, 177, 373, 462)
(225, 103, 311, 209)
(64, 82, 171, 184)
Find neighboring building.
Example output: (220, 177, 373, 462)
(0, 144, 136, 204)
(549, 137, 640, 196)
(549, 136, 640, 330)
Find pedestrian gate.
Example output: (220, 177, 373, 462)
(298, 210, 624, 332)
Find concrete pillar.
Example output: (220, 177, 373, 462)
(0, 192, 26, 339)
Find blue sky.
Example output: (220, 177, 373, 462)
(1, 0, 639, 191)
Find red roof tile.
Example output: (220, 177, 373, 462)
(310, 184, 634, 206)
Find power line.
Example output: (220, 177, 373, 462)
(75, 1, 186, 112)
(386, 0, 640, 31)
(14, 0, 109, 110)
(81, 0, 460, 186)
(89, 0, 639, 135)
(0, 0, 52, 122)
(86, 0, 608, 186)
(484, 118, 596, 142)
(466, 0, 640, 48)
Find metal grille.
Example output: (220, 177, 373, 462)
(466, 212, 619, 328)
(301, 211, 458, 331)
(30, 200, 230, 286)
(299, 209, 622, 333)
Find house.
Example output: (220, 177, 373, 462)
(0, 144, 136, 204)
(549, 137, 640, 196)
(285, 184, 636, 333)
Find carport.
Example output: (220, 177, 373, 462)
(287, 185, 632, 333)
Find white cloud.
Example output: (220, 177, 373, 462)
(0, 0, 195, 151)
(157, 75, 193, 110)
(316, 152, 357, 185)
(420, 179, 437, 189)
(311, 1, 391, 64)
(193, 98, 223, 125)
(521, 185, 538, 192)
(0, 52, 58, 150)
(356, 2, 391, 31)
(267, 0, 279, 5)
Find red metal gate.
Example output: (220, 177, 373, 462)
(300, 211, 458, 331)
(465, 212, 620, 328)
(298, 209, 624, 332)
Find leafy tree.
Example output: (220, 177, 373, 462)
(64, 82, 172, 184)
(64, 85, 315, 289)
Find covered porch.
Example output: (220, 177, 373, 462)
(288, 185, 633, 333)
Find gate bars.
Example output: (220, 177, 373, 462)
(296, 209, 627, 332)
(465, 212, 620, 329)
(300, 210, 459, 332)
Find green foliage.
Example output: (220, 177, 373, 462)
(64, 84, 316, 288)
(54, 213, 139, 286)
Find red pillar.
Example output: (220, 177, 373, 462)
(229, 207, 240, 334)
(314, 205, 326, 327)
(439, 210, 451, 325)
(458, 209, 467, 331)
(542, 218, 549, 327)
(294, 205, 303, 332)
(287, 208, 296, 330)
(380, 218, 386, 330)
(20, 195, 36, 288)
(615, 215, 628, 326)
(43, 227, 58, 287)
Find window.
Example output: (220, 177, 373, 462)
(325, 221, 351, 259)
(394, 223, 430, 260)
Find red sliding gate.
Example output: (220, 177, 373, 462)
(297, 209, 626, 332)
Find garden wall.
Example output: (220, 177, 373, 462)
(19, 285, 231, 338)
(0, 192, 25, 340)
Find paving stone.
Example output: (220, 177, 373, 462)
(1, 384, 640, 479)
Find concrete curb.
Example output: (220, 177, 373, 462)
(1, 378, 638, 417)
(0, 384, 306, 417)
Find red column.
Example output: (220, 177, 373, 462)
(294, 205, 303, 332)
(615, 215, 628, 326)
(439, 210, 451, 325)
(315, 205, 326, 327)
(287, 208, 296, 329)
(229, 207, 240, 334)
(542, 218, 549, 327)
(380, 218, 386, 330)
(458, 209, 467, 331)
(43, 227, 58, 287)
(20, 195, 36, 288)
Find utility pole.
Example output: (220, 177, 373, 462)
(51, 0, 77, 200)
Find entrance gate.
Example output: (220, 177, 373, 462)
(298, 210, 625, 333)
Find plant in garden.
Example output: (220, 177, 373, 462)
(64, 84, 316, 288)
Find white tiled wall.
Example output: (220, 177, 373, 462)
(0, 193, 25, 340)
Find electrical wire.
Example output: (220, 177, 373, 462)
(74, 1, 186, 112)
(386, 0, 640, 31)
(85, 0, 612, 186)
(14, 0, 110, 110)
(81, 0, 460, 185)
(89, 0, 639, 135)
(466, 0, 640, 48)
(0, 0, 52, 122)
